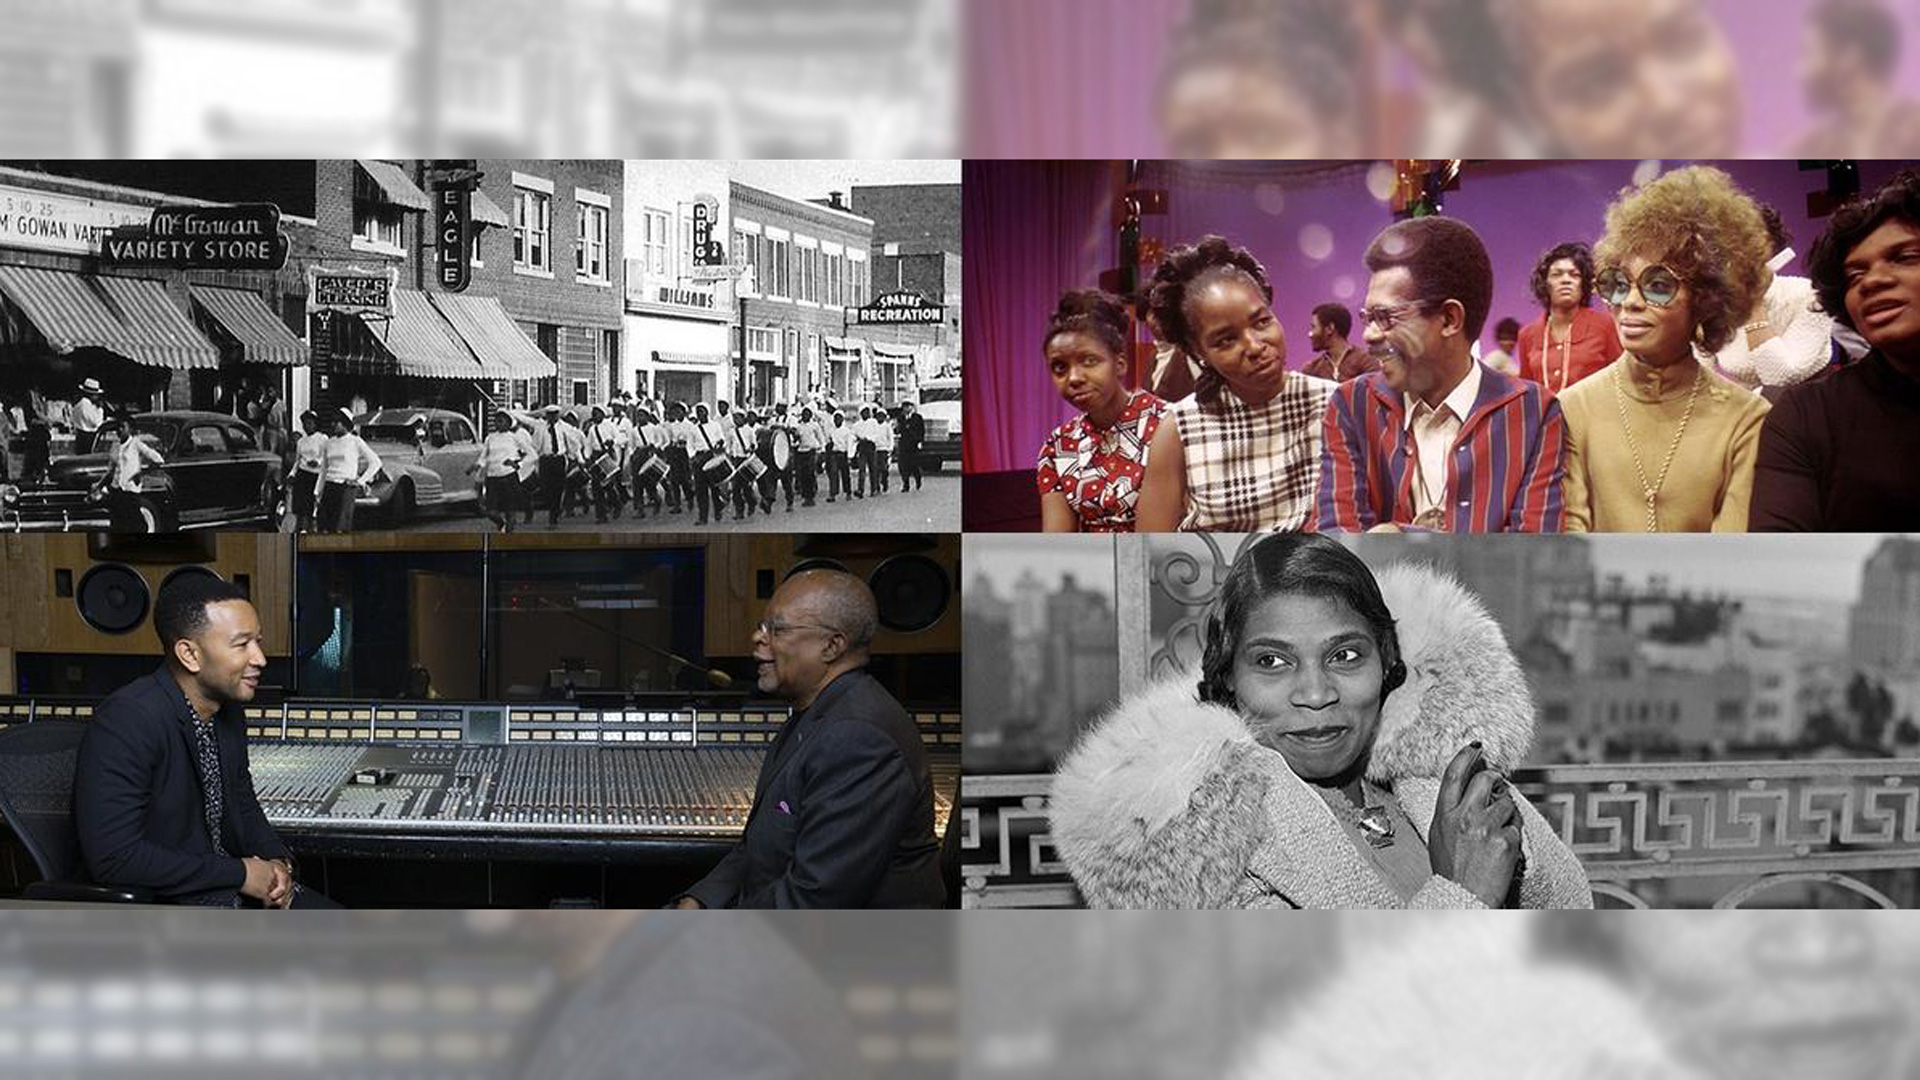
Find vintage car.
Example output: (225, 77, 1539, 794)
(0, 411, 284, 532)
(354, 408, 486, 525)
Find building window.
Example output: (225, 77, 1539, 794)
(572, 379, 590, 407)
(642, 208, 670, 278)
(679, 205, 695, 280)
(829, 253, 841, 306)
(577, 199, 610, 283)
(514, 186, 552, 273)
(747, 327, 778, 356)
(774, 239, 790, 299)
(353, 201, 404, 252)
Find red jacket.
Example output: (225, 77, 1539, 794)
(1315, 367, 1568, 532)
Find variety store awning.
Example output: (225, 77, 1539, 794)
(190, 286, 307, 366)
(0, 267, 218, 370)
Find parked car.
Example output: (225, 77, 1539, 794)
(915, 375, 962, 470)
(354, 408, 486, 525)
(0, 411, 283, 532)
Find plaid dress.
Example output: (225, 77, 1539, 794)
(1035, 390, 1166, 533)
(1171, 373, 1336, 532)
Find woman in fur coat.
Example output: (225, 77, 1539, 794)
(1050, 533, 1592, 909)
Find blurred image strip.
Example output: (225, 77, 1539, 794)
(0, 909, 953, 1080)
(965, 0, 1920, 160)
(0, 159, 960, 535)
(964, 910, 1919, 1080)
(960, 532, 1920, 910)
(0, 532, 962, 910)
(0, 0, 954, 159)
(963, 158, 1920, 533)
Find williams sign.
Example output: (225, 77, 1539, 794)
(100, 204, 290, 270)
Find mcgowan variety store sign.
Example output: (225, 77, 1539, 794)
(100, 204, 290, 270)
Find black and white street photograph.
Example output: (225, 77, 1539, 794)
(0, 158, 960, 534)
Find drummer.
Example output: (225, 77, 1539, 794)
(724, 406, 761, 521)
(664, 402, 695, 517)
(765, 402, 797, 514)
(584, 403, 623, 524)
(629, 406, 667, 518)
(690, 402, 728, 526)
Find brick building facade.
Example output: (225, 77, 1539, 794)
(307, 158, 623, 417)
(729, 181, 875, 408)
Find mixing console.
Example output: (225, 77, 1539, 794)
(0, 696, 961, 843)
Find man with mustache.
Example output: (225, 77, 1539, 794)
(74, 575, 335, 907)
(1315, 215, 1568, 532)
(672, 570, 943, 909)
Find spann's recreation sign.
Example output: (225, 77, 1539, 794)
(99, 203, 290, 270)
(853, 290, 944, 325)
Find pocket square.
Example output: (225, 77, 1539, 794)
(777, 800, 791, 814)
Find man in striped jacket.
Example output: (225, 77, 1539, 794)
(1316, 216, 1568, 533)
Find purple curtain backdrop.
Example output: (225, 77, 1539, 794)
(963, 157, 1916, 475)
(961, 159, 1123, 472)
(963, 0, 1920, 158)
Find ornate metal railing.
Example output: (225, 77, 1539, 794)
(959, 760, 1920, 909)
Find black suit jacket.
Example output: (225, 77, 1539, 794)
(897, 413, 925, 454)
(682, 670, 944, 909)
(74, 667, 289, 903)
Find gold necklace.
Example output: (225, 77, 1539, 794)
(1611, 359, 1703, 532)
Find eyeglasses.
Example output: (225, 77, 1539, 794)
(756, 619, 839, 638)
(1596, 265, 1683, 308)
(1356, 301, 1437, 333)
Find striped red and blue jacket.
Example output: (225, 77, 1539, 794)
(1314, 366, 1568, 532)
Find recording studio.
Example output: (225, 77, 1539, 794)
(0, 532, 962, 908)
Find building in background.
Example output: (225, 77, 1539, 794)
(731, 182, 873, 409)
(624, 161, 735, 407)
(305, 158, 623, 418)
(0, 163, 309, 423)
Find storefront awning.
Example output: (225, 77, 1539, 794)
(427, 292, 557, 379)
(90, 276, 222, 370)
(190, 286, 307, 367)
(0, 266, 136, 356)
(871, 341, 917, 361)
(368, 290, 485, 378)
(471, 190, 511, 229)
(824, 335, 864, 353)
(356, 159, 432, 212)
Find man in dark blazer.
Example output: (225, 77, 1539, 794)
(675, 569, 945, 909)
(74, 574, 334, 907)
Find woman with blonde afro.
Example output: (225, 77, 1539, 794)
(1558, 166, 1773, 532)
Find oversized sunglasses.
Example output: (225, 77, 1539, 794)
(1596, 265, 1683, 308)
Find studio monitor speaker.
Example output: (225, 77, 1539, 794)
(0, 535, 290, 657)
(715, 534, 959, 656)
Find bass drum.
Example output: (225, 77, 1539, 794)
(770, 428, 793, 471)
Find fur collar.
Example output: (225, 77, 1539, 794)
(1051, 560, 1590, 909)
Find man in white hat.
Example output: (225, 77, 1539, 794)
(532, 403, 568, 527)
(73, 377, 107, 456)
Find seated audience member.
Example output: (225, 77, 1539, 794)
(1753, 169, 1920, 530)
(1559, 166, 1772, 532)
(1316, 216, 1567, 533)
(1708, 204, 1840, 394)
(1035, 289, 1167, 533)
(1136, 236, 1335, 532)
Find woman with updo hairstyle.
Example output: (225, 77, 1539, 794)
(1135, 236, 1337, 532)
(1050, 533, 1591, 910)
(1557, 165, 1773, 532)
(1517, 240, 1622, 395)
(1034, 289, 1168, 533)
